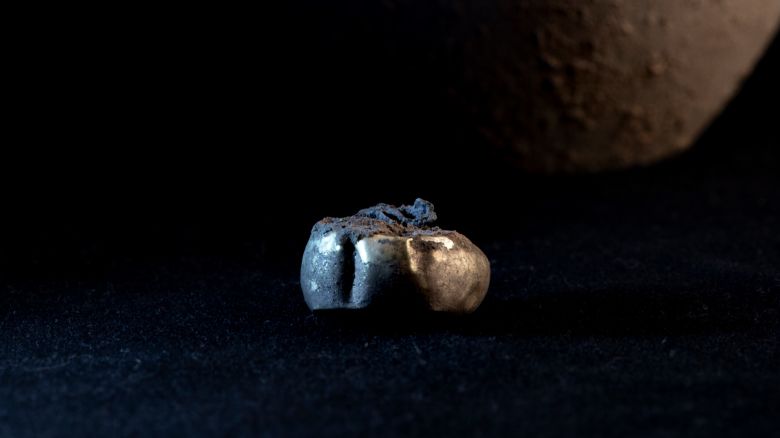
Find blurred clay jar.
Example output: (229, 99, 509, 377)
(452, 0, 780, 172)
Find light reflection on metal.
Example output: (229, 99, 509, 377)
(301, 199, 490, 314)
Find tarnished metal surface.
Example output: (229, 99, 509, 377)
(301, 199, 490, 313)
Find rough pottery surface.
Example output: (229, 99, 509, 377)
(300, 199, 490, 313)
(457, 0, 780, 171)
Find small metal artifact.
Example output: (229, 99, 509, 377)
(300, 199, 490, 313)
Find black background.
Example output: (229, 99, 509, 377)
(1, 7, 779, 436)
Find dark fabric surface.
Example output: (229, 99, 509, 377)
(2, 125, 779, 437)
(2, 20, 779, 438)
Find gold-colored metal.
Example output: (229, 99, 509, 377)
(301, 199, 490, 313)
